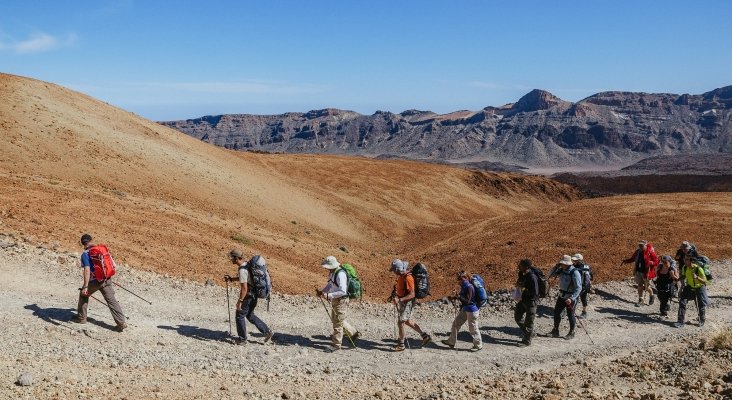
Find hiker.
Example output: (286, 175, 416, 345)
(675, 241, 699, 264)
(675, 254, 709, 328)
(655, 255, 679, 318)
(74, 234, 127, 332)
(316, 255, 360, 350)
(572, 253, 593, 317)
(390, 259, 431, 351)
(514, 259, 539, 346)
(550, 255, 582, 340)
(442, 270, 483, 351)
(621, 240, 659, 307)
(224, 249, 273, 345)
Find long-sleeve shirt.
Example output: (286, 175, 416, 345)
(459, 279, 478, 312)
(322, 269, 348, 300)
(558, 266, 582, 302)
(518, 270, 539, 302)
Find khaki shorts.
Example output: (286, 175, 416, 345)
(397, 299, 415, 322)
(634, 271, 649, 286)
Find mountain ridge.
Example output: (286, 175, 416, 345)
(160, 85, 732, 168)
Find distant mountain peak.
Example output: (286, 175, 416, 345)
(512, 89, 567, 112)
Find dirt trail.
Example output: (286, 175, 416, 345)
(1, 236, 731, 399)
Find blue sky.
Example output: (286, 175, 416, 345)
(2, 1, 731, 120)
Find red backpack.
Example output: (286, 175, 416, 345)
(88, 244, 116, 281)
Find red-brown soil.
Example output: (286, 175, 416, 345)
(2, 73, 731, 299)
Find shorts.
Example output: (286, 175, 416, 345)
(634, 272, 649, 286)
(397, 299, 415, 322)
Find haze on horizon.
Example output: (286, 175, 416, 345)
(2, 0, 731, 121)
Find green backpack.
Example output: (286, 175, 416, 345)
(337, 263, 363, 299)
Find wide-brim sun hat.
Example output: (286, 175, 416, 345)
(559, 255, 573, 266)
(321, 255, 340, 269)
(571, 253, 583, 262)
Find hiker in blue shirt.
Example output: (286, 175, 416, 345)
(441, 271, 482, 352)
(550, 255, 582, 340)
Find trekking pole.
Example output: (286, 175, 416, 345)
(111, 281, 152, 305)
(568, 303, 594, 345)
(85, 292, 131, 320)
(225, 278, 233, 336)
(316, 287, 356, 349)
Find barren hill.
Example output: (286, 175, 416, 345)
(161, 86, 732, 168)
(0, 73, 580, 298)
(2, 73, 732, 300)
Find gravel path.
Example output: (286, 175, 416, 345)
(1, 234, 731, 399)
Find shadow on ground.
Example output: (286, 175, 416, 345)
(25, 304, 116, 331)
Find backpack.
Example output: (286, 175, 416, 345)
(695, 255, 713, 281)
(531, 267, 550, 298)
(471, 274, 489, 308)
(576, 263, 593, 292)
(411, 263, 430, 299)
(243, 255, 272, 299)
(87, 244, 116, 282)
(337, 263, 363, 299)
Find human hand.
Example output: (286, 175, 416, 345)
(81, 287, 89, 297)
(315, 288, 323, 297)
(391, 297, 398, 305)
(236, 300, 243, 311)
(564, 298, 572, 307)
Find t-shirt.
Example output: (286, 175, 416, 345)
(396, 274, 415, 298)
(80, 250, 97, 282)
(238, 264, 250, 284)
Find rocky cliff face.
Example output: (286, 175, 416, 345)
(160, 86, 732, 167)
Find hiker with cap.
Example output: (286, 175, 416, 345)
(224, 249, 273, 345)
(655, 255, 679, 318)
(571, 253, 593, 318)
(675, 241, 699, 264)
(514, 259, 539, 346)
(550, 255, 582, 340)
(621, 240, 659, 307)
(74, 234, 127, 332)
(316, 255, 360, 350)
(442, 270, 483, 351)
(390, 259, 431, 351)
(675, 253, 709, 328)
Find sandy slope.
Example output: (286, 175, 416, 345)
(2, 72, 732, 300)
(1, 236, 731, 399)
(0, 73, 580, 298)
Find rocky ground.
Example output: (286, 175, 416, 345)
(1, 233, 731, 399)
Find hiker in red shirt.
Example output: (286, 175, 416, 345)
(621, 240, 659, 307)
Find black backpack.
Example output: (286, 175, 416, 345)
(531, 267, 549, 298)
(411, 263, 430, 299)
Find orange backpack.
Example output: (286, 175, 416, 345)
(88, 244, 116, 281)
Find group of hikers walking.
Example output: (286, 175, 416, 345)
(73, 234, 713, 352)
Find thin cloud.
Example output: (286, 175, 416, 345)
(0, 32, 77, 54)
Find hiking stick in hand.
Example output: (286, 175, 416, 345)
(80, 289, 130, 320)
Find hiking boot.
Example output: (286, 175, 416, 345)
(72, 315, 87, 324)
(635, 301, 642, 308)
(674, 322, 684, 328)
(351, 331, 361, 342)
(565, 330, 575, 340)
(580, 309, 588, 318)
(649, 295, 655, 305)
(393, 343, 406, 352)
(699, 321, 705, 328)
(440, 339, 455, 349)
(550, 329, 560, 338)
(420, 334, 432, 347)
(469, 345, 483, 352)
(519, 338, 532, 347)
(264, 330, 274, 343)
(114, 323, 128, 333)
(326, 344, 341, 352)
(234, 338, 247, 346)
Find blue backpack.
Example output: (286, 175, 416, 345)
(471, 274, 489, 308)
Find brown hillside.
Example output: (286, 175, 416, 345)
(0, 73, 584, 299)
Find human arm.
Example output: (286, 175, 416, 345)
(570, 270, 582, 302)
(81, 267, 91, 296)
(398, 275, 416, 303)
(236, 282, 248, 311)
(692, 266, 708, 285)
